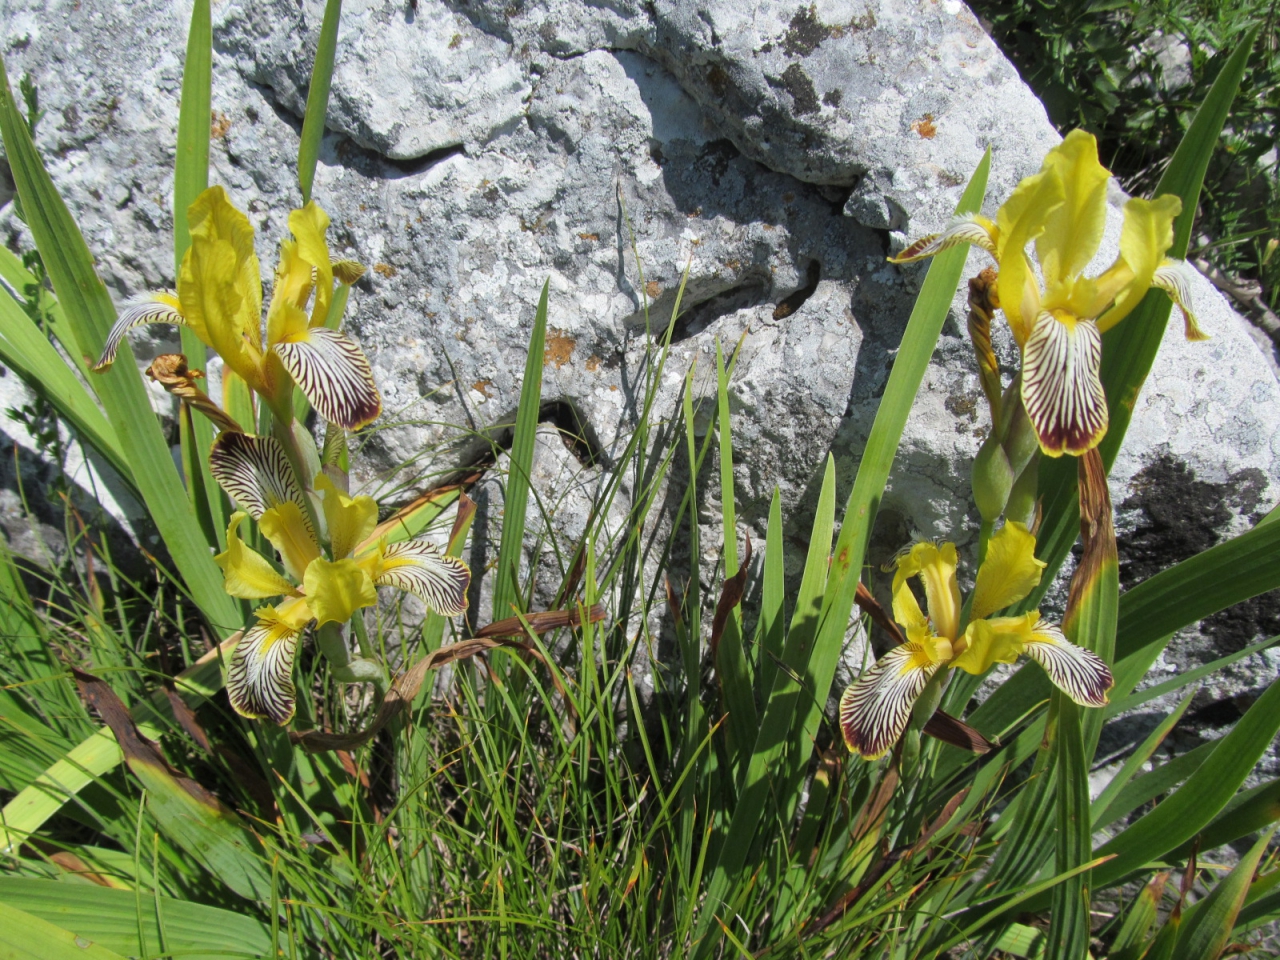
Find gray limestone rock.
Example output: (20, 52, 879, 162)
(1, 0, 1277, 764)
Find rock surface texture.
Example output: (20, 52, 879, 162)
(2, 0, 1278, 758)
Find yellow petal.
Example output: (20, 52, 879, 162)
(891, 575, 929, 637)
(1036, 130, 1111, 291)
(214, 511, 299, 599)
(1096, 194, 1182, 332)
(289, 202, 335, 328)
(894, 541, 962, 642)
(259, 502, 322, 581)
(303, 557, 377, 626)
(266, 239, 315, 348)
(179, 186, 264, 380)
(995, 169, 1064, 344)
(314, 473, 378, 560)
(839, 641, 941, 760)
(970, 521, 1046, 620)
(951, 613, 1036, 676)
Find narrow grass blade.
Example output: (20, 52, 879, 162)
(694, 152, 990, 953)
(0, 53, 241, 633)
(1173, 825, 1277, 960)
(492, 279, 548, 621)
(173, 0, 223, 550)
(715, 338, 756, 762)
(0, 877, 271, 960)
(1093, 740, 1215, 831)
(0, 290, 129, 481)
(297, 0, 343, 203)
(1092, 690, 1195, 826)
(1019, 25, 1259, 615)
(754, 488, 785, 699)
(1111, 872, 1169, 960)
(1091, 675, 1280, 889)
(1048, 451, 1119, 956)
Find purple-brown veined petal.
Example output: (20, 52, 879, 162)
(1020, 311, 1108, 457)
(1152, 260, 1209, 341)
(371, 539, 470, 616)
(272, 328, 382, 430)
(209, 432, 314, 541)
(888, 213, 997, 264)
(839, 641, 941, 760)
(332, 259, 366, 286)
(1023, 619, 1112, 707)
(226, 601, 312, 724)
(92, 292, 187, 371)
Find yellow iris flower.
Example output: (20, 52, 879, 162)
(839, 522, 1112, 760)
(891, 130, 1206, 457)
(209, 433, 470, 724)
(94, 186, 379, 430)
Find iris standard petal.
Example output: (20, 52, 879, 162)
(1096, 194, 1182, 333)
(266, 239, 316, 349)
(894, 542, 962, 643)
(259, 503, 322, 581)
(1020, 311, 1108, 457)
(1152, 260, 1209, 341)
(226, 601, 312, 724)
(209, 432, 315, 540)
(1036, 130, 1111, 290)
(92, 292, 186, 371)
(314, 473, 377, 560)
(888, 213, 998, 264)
(369, 539, 471, 616)
(179, 186, 263, 372)
(839, 642, 941, 760)
(995, 169, 1064, 344)
(289, 202, 334, 328)
(272, 328, 382, 430)
(1022, 619, 1113, 707)
(303, 557, 377, 626)
(970, 522, 1046, 620)
(214, 511, 298, 599)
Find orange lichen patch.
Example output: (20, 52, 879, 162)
(473, 379, 493, 398)
(545, 330, 576, 368)
(578, 232, 599, 241)
(585, 355, 601, 372)
(210, 110, 231, 139)
(373, 263, 397, 278)
(911, 114, 937, 139)
(645, 280, 662, 299)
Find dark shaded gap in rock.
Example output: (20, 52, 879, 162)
(772, 259, 820, 319)
(382, 143, 466, 179)
(668, 278, 769, 343)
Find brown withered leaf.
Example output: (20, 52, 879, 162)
(710, 536, 752, 658)
(71, 668, 228, 811)
(923, 709, 994, 755)
(1065, 446, 1117, 626)
(145, 354, 243, 435)
(855, 580, 906, 647)
(474, 603, 606, 640)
